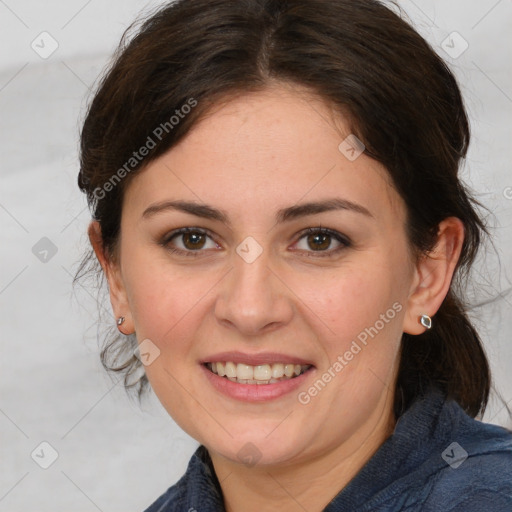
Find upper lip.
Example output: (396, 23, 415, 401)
(200, 351, 314, 367)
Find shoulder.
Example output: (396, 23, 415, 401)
(420, 405, 512, 511)
(442, 489, 512, 512)
(424, 449, 512, 507)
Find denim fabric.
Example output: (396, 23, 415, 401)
(143, 387, 512, 511)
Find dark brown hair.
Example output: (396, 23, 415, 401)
(77, 0, 498, 418)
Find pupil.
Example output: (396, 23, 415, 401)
(309, 233, 330, 251)
(184, 232, 204, 249)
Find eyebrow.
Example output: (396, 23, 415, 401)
(141, 197, 373, 225)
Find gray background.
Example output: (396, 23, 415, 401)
(1, 0, 511, 510)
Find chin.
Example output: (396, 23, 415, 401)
(205, 428, 309, 468)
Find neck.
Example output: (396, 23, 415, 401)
(209, 390, 396, 512)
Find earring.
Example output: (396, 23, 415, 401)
(420, 314, 432, 329)
(117, 316, 125, 326)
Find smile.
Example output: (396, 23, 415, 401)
(205, 361, 312, 384)
(201, 360, 315, 402)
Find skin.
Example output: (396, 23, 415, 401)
(89, 83, 464, 512)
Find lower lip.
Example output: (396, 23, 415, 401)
(201, 364, 315, 402)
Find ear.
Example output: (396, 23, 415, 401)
(403, 217, 465, 335)
(88, 221, 134, 334)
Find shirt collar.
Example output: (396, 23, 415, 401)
(175, 386, 449, 511)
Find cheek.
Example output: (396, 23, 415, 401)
(290, 255, 407, 390)
(300, 265, 399, 339)
(121, 248, 209, 343)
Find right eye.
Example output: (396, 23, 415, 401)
(161, 227, 221, 257)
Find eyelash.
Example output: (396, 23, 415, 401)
(160, 226, 351, 258)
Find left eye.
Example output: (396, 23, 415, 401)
(293, 228, 350, 256)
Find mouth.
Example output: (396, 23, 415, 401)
(203, 361, 313, 385)
(200, 354, 316, 402)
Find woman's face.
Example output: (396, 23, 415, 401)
(111, 84, 418, 467)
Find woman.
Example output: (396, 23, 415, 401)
(76, 0, 512, 510)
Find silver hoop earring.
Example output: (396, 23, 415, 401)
(420, 314, 432, 329)
(117, 316, 125, 326)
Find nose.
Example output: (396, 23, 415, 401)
(214, 246, 294, 337)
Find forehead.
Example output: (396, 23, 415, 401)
(123, 84, 404, 223)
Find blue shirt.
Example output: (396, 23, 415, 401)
(143, 387, 512, 511)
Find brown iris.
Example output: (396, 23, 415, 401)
(307, 232, 331, 251)
(182, 231, 206, 250)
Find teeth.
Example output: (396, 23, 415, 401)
(236, 363, 253, 380)
(284, 364, 295, 377)
(254, 364, 272, 380)
(225, 362, 237, 378)
(271, 363, 284, 378)
(206, 361, 311, 384)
